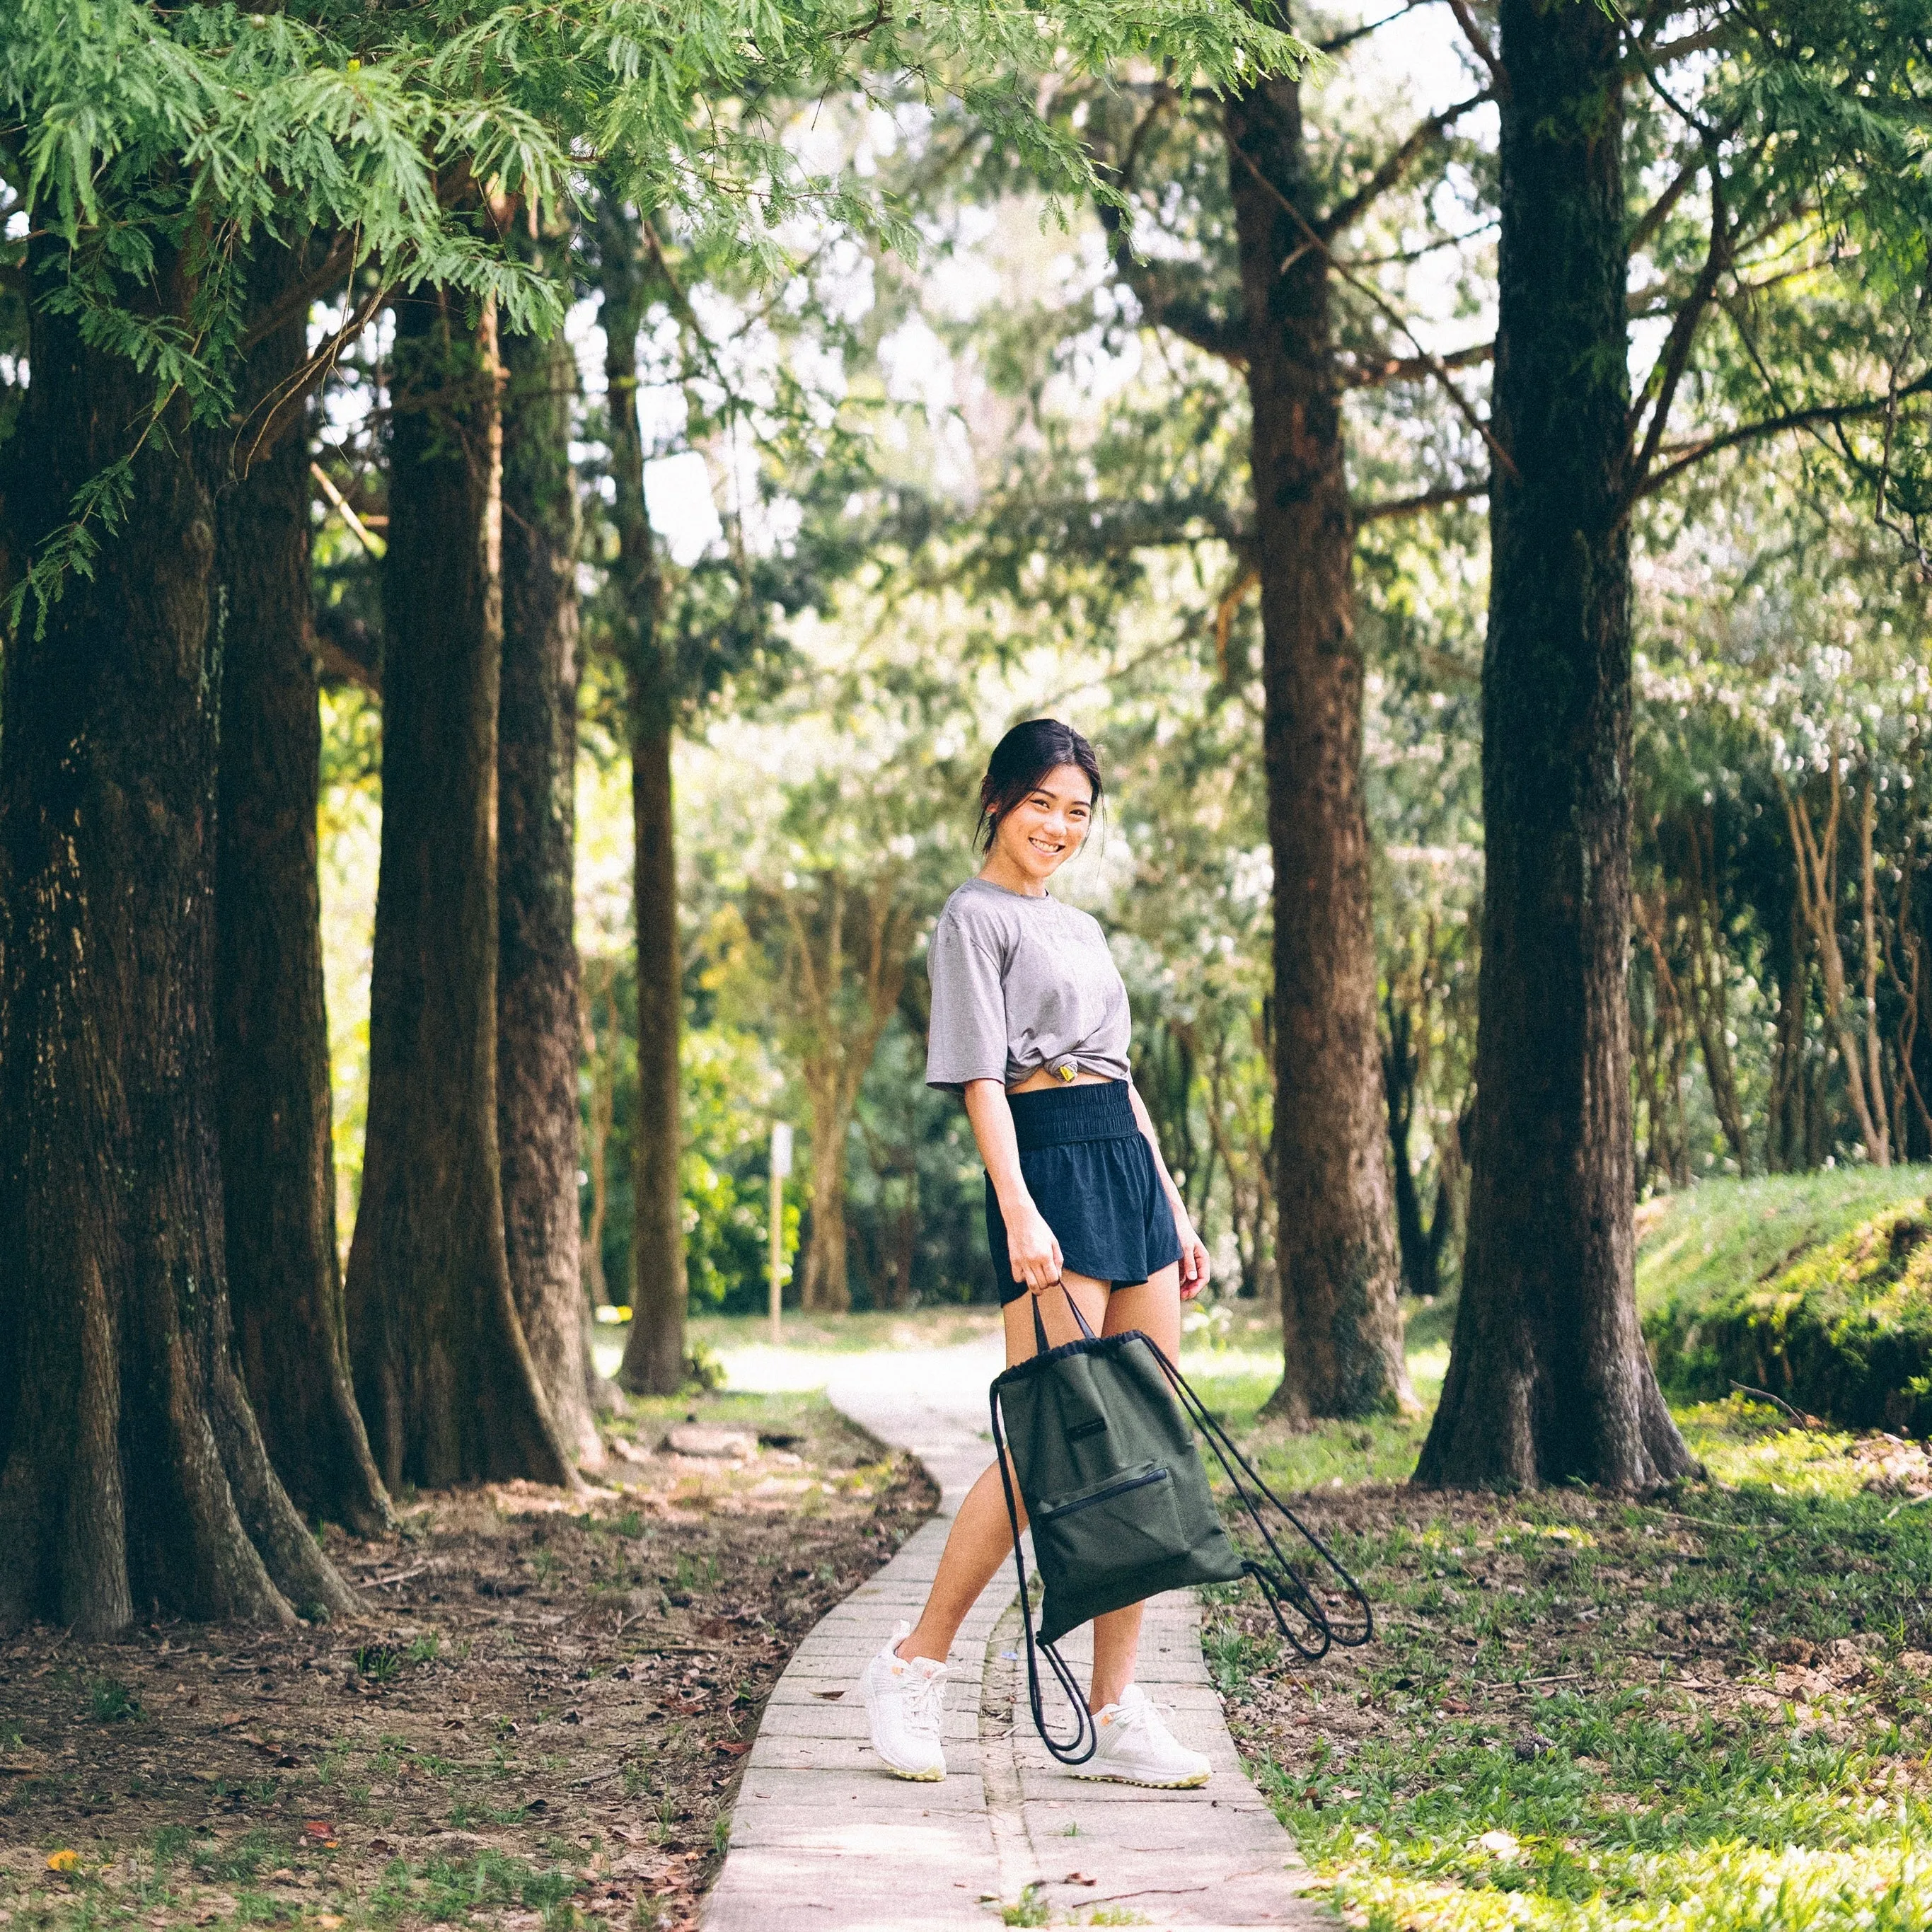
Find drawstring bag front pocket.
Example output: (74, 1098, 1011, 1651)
(990, 1283, 1372, 1765)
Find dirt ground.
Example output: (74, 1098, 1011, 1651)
(0, 1391, 935, 1932)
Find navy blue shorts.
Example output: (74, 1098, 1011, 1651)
(984, 1082, 1182, 1307)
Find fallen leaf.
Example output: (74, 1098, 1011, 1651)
(317, 1918, 345, 1929)
(1063, 1871, 1097, 1886)
(46, 1850, 81, 1873)
(811, 1689, 844, 1701)
(1475, 1829, 1522, 1861)
(216, 1712, 246, 1728)
(712, 1740, 751, 1756)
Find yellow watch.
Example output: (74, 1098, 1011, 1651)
(1055, 1060, 1077, 1082)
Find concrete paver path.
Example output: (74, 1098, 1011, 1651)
(703, 1342, 1331, 1931)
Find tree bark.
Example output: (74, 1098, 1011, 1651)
(213, 242, 391, 1536)
(498, 305, 601, 1466)
(0, 241, 357, 1633)
(1225, 77, 1414, 1421)
(1382, 1000, 1439, 1299)
(799, 1086, 853, 1313)
(345, 287, 577, 1490)
(1415, 0, 1691, 1491)
(601, 254, 688, 1396)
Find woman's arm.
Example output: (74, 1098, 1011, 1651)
(1128, 1083, 1210, 1300)
(963, 1079, 1064, 1295)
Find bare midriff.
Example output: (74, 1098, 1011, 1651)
(1005, 1067, 1113, 1096)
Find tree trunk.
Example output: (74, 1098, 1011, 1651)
(1766, 893, 1810, 1172)
(799, 1084, 854, 1312)
(497, 306, 601, 1467)
(579, 957, 618, 1308)
(1382, 1002, 1438, 1299)
(1415, 0, 1691, 1491)
(603, 259, 688, 1395)
(213, 242, 391, 1537)
(345, 287, 577, 1491)
(1225, 76, 1413, 1421)
(0, 243, 357, 1633)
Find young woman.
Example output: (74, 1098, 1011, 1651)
(859, 718, 1213, 1789)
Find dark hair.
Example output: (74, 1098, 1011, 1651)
(976, 719, 1104, 853)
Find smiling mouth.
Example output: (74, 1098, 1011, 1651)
(1029, 836, 1065, 857)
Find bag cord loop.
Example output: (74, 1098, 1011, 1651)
(989, 1309, 1097, 1764)
(991, 1283, 1373, 1758)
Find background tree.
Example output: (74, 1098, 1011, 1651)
(214, 240, 391, 1534)
(1421, 0, 1932, 1488)
(498, 235, 603, 1465)
(346, 283, 579, 1488)
(0, 3, 559, 1631)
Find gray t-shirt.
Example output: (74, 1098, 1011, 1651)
(924, 877, 1133, 1092)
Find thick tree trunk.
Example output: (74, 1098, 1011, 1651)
(214, 244, 391, 1536)
(0, 245, 357, 1633)
(602, 262, 688, 1395)
(345, 288, 577, 1490)
(1225, 78, 1413, 1421)
(1415, 0, 1691, 1491)
(498, 309, 601, 1466)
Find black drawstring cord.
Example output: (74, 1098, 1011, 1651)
(1145, 1334, 1375, 1655)
(990, 1375, 1097, 1764)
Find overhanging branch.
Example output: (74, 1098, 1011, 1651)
(1636, 374, 1932, 499)
(1319, 90, 1490, 243)
(1353, 482, 1487, 524)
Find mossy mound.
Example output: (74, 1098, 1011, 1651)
(1645, 1197, 1932, 1433)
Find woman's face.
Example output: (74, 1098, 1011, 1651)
(992, 763, 1094, 884)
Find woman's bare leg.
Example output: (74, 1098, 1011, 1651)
(1087, 1263, 1182, 1710)
(894, 1273, 1111, 1667)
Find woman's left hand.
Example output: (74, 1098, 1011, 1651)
(1174, 1209, 1210, 1301)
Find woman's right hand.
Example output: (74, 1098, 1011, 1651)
(1003, 1199, 1063, 1295)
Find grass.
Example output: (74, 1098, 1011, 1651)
(1196, 1330, 1932, 1932)
(1635, 1167, 1932, 1326)
(1636, 1169, 1932, 1433)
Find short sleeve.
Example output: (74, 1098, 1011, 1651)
(925, 912, 1008, 1092)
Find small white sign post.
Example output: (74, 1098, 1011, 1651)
(768, 1122, 793, 1347)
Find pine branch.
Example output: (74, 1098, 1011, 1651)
(1626, 154, 1729, 500)
(1353, 482, 1487, 524)
(1444, 0, 1507, 98)
(1341, 340, 1492, 390)
(1318, 91, 1489, 243)
(1635, 373, 1932, 499)
(1230, 141, 1517, 481)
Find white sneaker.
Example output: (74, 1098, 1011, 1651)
(860, 1621, 947, 1781)
(1071, 1684, 1211, 1788)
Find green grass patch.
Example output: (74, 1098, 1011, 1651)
(1208, 1392, 1932, 1932)
(1639, 1169, 1932, 1431)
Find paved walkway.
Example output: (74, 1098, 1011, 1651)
(703, 1342, 1329, 1931)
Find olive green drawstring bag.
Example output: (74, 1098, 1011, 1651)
(990, 1284, 1371, 1765)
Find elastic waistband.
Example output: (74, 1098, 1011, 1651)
(1007, 1080, 1136, 1152)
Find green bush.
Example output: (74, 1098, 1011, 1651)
(1644, 1184, 1932, 1432)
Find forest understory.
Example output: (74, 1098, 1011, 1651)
(0, 1394, 933, 1932)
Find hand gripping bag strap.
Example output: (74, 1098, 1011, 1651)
(988, 1285, 1099, 1766)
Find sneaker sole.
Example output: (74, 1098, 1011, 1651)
(1069, 1768, 1210, 1788)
